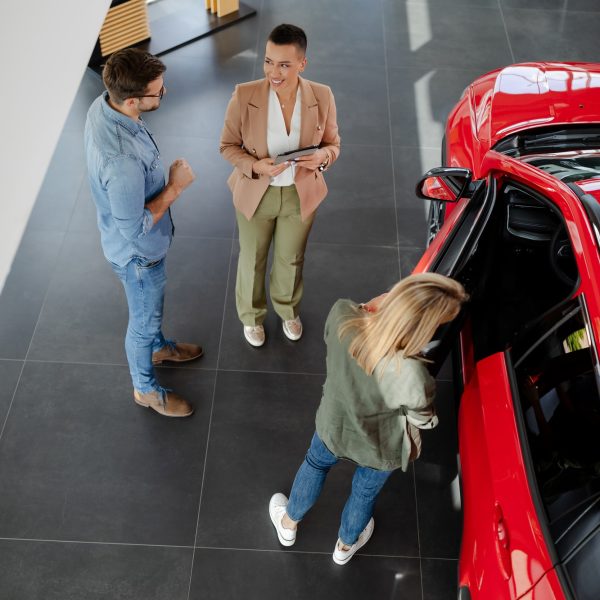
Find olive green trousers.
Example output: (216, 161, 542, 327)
(235, 184, 316, 326)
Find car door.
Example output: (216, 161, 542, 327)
(413, 164, 588, 599)
(415, 174, 496, 376)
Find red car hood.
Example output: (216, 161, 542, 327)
(472, 62, 600, 149)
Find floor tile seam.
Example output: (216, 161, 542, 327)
(398, 245, 426, 251)
(13, 358, 329, 378)
(0, 535, 454, 561)
(0, 536, 193, 550)
(192, 545, 423, 559)
(62, 172, 88, 234)
(380, 0, 402, 280)
(497, 0, 517, 64)
(185, 16, 264, 600)
(411, 462, 425, 600)
(155, 366, 328, 378)
(0, 362, 26, 446)
(419, 555, 458, 562)
(309, 240, 399, 251)
(0, 225, 70, 443)
(186, 236, 237, 600)
(216, 368, 326, 377)
(58, 233, 236, 243)
(16, 358, 218, 371)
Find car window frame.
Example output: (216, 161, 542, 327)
(421, 176, 493, 374)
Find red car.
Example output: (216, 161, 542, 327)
(414, 63, 600, 600)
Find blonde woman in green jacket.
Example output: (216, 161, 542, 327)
(269, 273, 468, 564)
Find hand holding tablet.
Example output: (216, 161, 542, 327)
(273, 146, 319, 165)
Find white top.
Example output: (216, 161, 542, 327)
(267, 87, 301, 187)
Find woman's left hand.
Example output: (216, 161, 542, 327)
(293, 149, 329, 172)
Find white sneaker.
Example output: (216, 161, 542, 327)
(332, 518, 374, 565)
(269, 493, 296, 547)
(244, 325, 265, 347)
(282, 316, 303, 341)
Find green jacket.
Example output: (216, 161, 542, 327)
(315, 299, 437, 471)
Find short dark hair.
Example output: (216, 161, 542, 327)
(102, 48, 166, 104)
(268, 24, 307, 55)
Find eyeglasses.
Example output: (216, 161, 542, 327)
(133, 85, 165, 100)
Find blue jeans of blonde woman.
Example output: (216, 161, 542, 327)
(286, 432, 393, 545)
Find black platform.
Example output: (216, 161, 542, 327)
(89, 0, 256, 74)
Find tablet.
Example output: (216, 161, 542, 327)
(274, 146, 319, 164)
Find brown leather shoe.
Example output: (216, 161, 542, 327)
(152, 342, 203, 365)
(134, 389, 194, 418)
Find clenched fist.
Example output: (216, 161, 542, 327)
(169, 158, 196, 192)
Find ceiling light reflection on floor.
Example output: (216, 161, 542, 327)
(407, 1, 432, 53)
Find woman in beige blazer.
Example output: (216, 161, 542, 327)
(220, 24, 340, 347)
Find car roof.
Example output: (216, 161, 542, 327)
(474, 62, 600, 148)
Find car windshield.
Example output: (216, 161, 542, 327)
(524, 153, 600, 184)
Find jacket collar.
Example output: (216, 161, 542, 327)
(100, 91, 145, 136)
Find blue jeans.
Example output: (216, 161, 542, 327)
(286, 432, 393, 545)
(111, 256, 168, 393)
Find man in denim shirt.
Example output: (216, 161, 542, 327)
(85, 49, 202, 417)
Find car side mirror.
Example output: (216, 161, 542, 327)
(416, 167, 473, 202)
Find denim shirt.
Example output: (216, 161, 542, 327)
(84, 92, 173, 267)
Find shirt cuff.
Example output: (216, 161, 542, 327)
(406, 411, 439, 429)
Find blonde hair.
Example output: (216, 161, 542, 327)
(338, 273, 468, 375)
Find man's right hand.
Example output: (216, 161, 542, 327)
(169, 158, 196, 192)
(147, 158, 196, 224)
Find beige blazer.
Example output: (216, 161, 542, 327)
(220, 77, 341, 221)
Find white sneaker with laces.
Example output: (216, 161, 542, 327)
(282, 316, 303, 341)
(269, 493, 296, 547)
(332, 518, 374, 565)
(244, 325, 265, 347)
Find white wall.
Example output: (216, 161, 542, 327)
(0, 0, 111, 293)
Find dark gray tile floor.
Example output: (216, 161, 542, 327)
(0, 0, 594, 597)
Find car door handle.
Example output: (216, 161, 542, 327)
(494, 502, 512, 580)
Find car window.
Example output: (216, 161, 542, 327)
(512, 297, 600, 598)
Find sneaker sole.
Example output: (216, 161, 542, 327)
(269, 506, 295, 547)
(133, 396, 194, 418)
(244, 332, 265, 347)
(152, 349, 204, 365)
(332, 521, 374, 565)
(282, 324, 302, 341)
